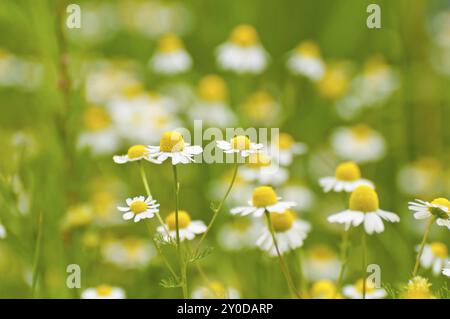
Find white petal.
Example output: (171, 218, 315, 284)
(123, 212, 134, 220)
(113, 155, 129, 164)
(364, 213, 384, 234)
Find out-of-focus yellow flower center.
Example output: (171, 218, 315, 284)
(209, 281, 227, 298)
(276, 133, 295, 150)
(246, 153, 271, 168)
(402, 276, 434, 299)
(231, 135, 251, 150)
(96, 285, 113, 296)
(270, 210, 295, 232)
(307, 244, 337, 261)
(363, 55, 388, 76)
(335, 161, 361, 181)
(160, 131, 185, 152)
(351, 124, 372, 141)
(65, 205, 93, 228)
(198, 75, 227, 102)
(123, 238, 142, 257)
(317, 65, 349, 99)
(252, 186, 278, 207)
(166, 210, 191, 230)
(349, 185, 379, 212)
(296, 41, 320, 57)
(230, 24, 258, 47)
(122, 83, 144, 98)
(127, 145, 147, 159)
(83, 106, 111, 131)
(130, 200, 148, 214)
(91, 191, 115, 216)
(244, 91, 275, 121)
(157, 33, 184, 53)
(430, 242, 448, 258)
(355, 279, 375, 294)
(311, 280, 337, 299)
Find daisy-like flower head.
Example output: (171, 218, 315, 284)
(230, 186, 297, 218)
(81, 284, 125, 299)
(102, 237, 155, 269)
(343, 279, 387, 299)
(117, 196, 159, 222)
(150, 33, 192, 75)
(147, 131, 203, 165)
(216, 24, 268, 74)
(319, 161, 374, 193)
(303, 244, 340, 281)
(198, 74, 227, 103)
(157, 210, 207, 242)
(192, 281, 240, 299)
(317, 62, 350, 99)
(310, 280, 343, 299)
(113, 144, 153, 164)
(443, 262, 450, 277)
(272, 132, 307, 166)
(287, 41, 325, 80)
(216, 135, 263, 158)
(257, 209, 310, 256)
(401, 276, 435, 299)
(240, 152, 288, 186)
(408, 197, 450, 229)
(419, 242, 449, 275)
(243, 91, 280, 125)
(328, 185, 400, 234)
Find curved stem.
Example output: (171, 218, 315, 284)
(264, 211, 302, 299)
(335, 230, 350, 294)
(196, 163, 239, 250)
(31, 212, 44, 298)
(412, 216, 436, 277)
(362, 231, 367, 299)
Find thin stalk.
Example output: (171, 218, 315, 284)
(196, 163, 239, 251)
(362, 231, 368, 299)
(412, 216, 436, 277)
(264, 211, 302, 299)
(335, 230, 350, 294)
(31, 212, 44, 298)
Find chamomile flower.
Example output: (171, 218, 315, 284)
(150, 33, 192, 75)
(157, 210, 207, 242)
(81, 285, 125, 299)
(192, 282, 240, 299)
(310, 280, 343, 299)
(217, 24, 268, 74)
(400, 276, 435, 299)
(61, 204, 93, 230)
(240, 153, 288, 186)
(257, 209, 310, 256)
(280, 184, 315, 212)
(303, 245, 340, 281)
(419, 242, 450, 275)
(0, 223, 6, 239)
(343, 279, 387, 299)
(271, 132, 307, 166)
(216, 135, 263, 158)
(319, 161, 374, 193)
(330, 124, 386, 164)
(189, 74, 236, 127)
(443, 262, 450, 277)
(287, 41, 325, 80)
(113, 145, 151, 164)
(102, 237, 155, 269)
(408, 198, 450, 229)
(230, 186, 297, 217)
(242, 91, 280, 125)
(217, 218, 261, 251)
(328, 185, 400, 234)
(147, 131, 203, 165)
(117, 196, 160, 222)
(317, 62, 350, 99)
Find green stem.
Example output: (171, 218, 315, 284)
(31, 212, 44, 298)
(412, 216, 436, 277)
(264, 211, 302, 299)
(196, 163, 239, 250)
(335, 230, 350, 293)
(362, 231, 367, 299)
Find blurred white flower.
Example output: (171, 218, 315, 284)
(343, 279, 386, 299)
(192, 282, 240, 299)
(216, 135, 263, 158)
(0, 224, 6, 239)
(397, 158, 444, 197)
(271, 132, 307, 166)
(303, 245, 340, 281)
(287, 41, 325, 80)
(102, 237, 155, 269)
(81, 285, 125, 299)
(240, 153, 288, 186)
(150, 34, 192, 75)
(217, 218, 260, 251)
(280, 184, 315, 212)
(319, 161, 374, 193)
(418, 242, 449, 275)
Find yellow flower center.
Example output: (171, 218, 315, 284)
(252, 186, 278, 207)
(431, 197, 450, 210)
(431, 197, 450, 218)
(244, 91, 275, 121)
(157, 33, 184, 53)
(230, 24, 258, 47)
(231, 135, 251, 151)
(335, 161, 361, 181)
(130, 200, 148, 214)
(349, 185, 379, 212)
(96, 285, 113, 296)
(83, 106, 111, 131)
(166, 210, 191, 230)
(363, 55, 388, 76)
(209, 281, 227, 298)
(159, 131, 185, 152)
(311, 280, 337, 299)
(270, 210, 295, 232)
(66, 205, 93, 228)
(246, 153, 271, 168)
(317, 65, 349, 99)
(121, 83, 144, 98)
(430, 242, 448, 258)
(123, 238, 142, 257)
(91, 191, 115, 216)
(351, 124, 372, 141)
(402, 276, 434, 299)
(296, 41, 320, 57)
(307, 245, 337, 261)
(355, 279, 376, 294)
(127, 145, 147, 159)
(198, 75, 227, 102)
(276, 133, 295, 150)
